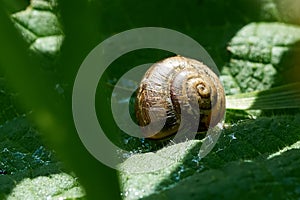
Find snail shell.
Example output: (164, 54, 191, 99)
(135, 56, 225, 139)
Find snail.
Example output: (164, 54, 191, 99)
(135, 56, 225, 139)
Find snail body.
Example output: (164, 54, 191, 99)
(135, 56, 225, 139)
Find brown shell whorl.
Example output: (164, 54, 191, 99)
(135, 56, 225, 139)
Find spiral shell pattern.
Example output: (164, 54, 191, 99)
(135, 56, 225, 139)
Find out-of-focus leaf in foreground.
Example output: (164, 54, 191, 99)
(0, 0, 121, 199)
(0, 1, 86, 199)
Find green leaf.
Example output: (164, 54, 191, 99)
(120, 114, 300, 200)
(11, 0, 63, 57)
(0, 116, 85, 199)
(0, 78, 24, 124)
(6, 173, 85, 200)
(143, 149, 300, 200)
(222, 22, 300, 94)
